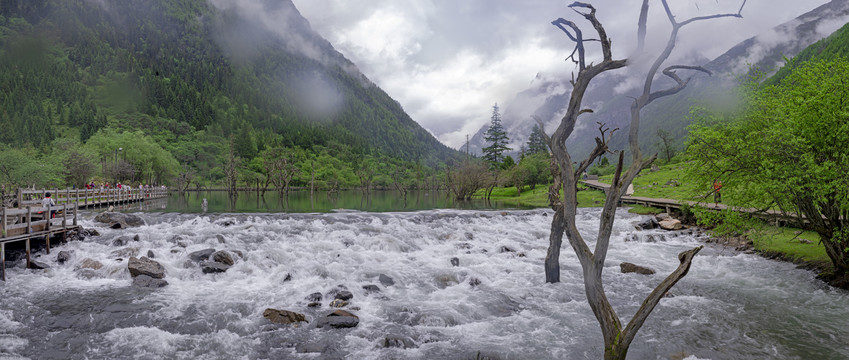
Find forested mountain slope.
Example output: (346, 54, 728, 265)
(0, 0, 457, 188)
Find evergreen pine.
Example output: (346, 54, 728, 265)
(526, 123, 548, 155)
(482, 103, 511, 166)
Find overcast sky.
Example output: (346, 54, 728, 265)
(291, 0, 831, 148)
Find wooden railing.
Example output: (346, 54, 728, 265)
(16, 187, 168, 209)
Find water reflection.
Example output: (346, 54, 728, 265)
(134, 190, 532, 213)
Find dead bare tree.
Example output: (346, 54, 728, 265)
(542, 2, 744, 359)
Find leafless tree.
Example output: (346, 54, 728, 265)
(263, 147, 300, 197)
(445, 159, 489, 200)
(542, 1, 744, 358)
(225, 136, 239, 195)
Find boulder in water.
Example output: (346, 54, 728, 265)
(201, 261, 229, 273)
(378, 274, 395, 287)
(334, 290, 353, 301)
(216, 234, 226, 244)
(94, 212, 144, 228)
(317, 310, 359, 329)
(659, 218, 682, 231)
(212, 250, 235, 266)
(132, 275, 168, 288)
(450, 257, 460, 267)
(111, 247, 140, 258)
(383, 335, 417, 349)
(329, 299, 349, 308)
(189, 248, 216, 263)
(620, 262, 656, 275)
(57, 251, 71, 264)
(29, 260, 50, 270)
(262, 308, 308, 325)
(469, 277, 482, 287)
(306, 292, 322, 303)
(147, 250, 155, 259)
(128, 256, 165, 279)
(636, 217, 659, 230)
(362, 284, 381, 294)
(112, 236, 131, 247)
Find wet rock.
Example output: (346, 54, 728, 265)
(132, 275, 168, 288)
(170, 247, 182, 254)
(450, 257, 460, 267)
(200, 261, 230, 273)
(57, 251, 71, 264)
(111, 247, 140, 258)
(262, 308, 307, 325)
(83, 228, 100, 237)
(213, 250, 235, 266)
(216, 234, 226, 244)
(383, 335, 417, 349)
(499, 246, 515, 253)
(231, 250, 244, 259)
(659, 218, 682, 231)
(317, 310, 359, 329)
(636, 217, 659, 230)
(620, 262, 655, 275)
(79, 258, 103, 270)
(307, 302, 321, 307)
(456, 242, 473, 249)
(469, 351, 503, 360)
(464, 232, 474, 240)
(146, 250, 155, 259)
(132, 234, 141, 242)
(284, 273, 292, 282)
(435, 274, 459, 289)
(217, 219, 235, 227)
(189, 249, 216, 263)
(334, 290, 353, 301)
(128, 256, 165, 279)
(306, 292, 323, 302)
(29, 260, 50, 270)
(168, 235, 184, 243)
(362, 284, 381, 294)
(94, 212, 144, 228)
(655, 213, 673, 221)
(112, 236, 131, 247)
(378, 274, 395, 287)
(329, 299, 349, 308)
(469, 277, 481, 287)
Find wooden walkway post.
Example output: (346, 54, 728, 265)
(1, 207, 5, 238)
(1, 243, 5, 281)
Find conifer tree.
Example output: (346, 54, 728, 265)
(482, 103, 510, 167)
(526, 123, 548, 155)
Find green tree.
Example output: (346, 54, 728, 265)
(687, 58, 849, 274)
(526, 123, 548, 155)
(482, 103, 511, 167)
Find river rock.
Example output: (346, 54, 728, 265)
(378, 274, 395, 286)
(189, 248, 216, 262)
(83, 228, 100, 237)
(383, 335, 417, 349)
(111, 247, 140, 258)
(659, 218, 682, 231)
(329, 299, 349, 308)
(79, 258, 103, 270)
(147, 250, 155, 259)
(57, 251, 71, 264)
(133, 275, 168, 288)
(469, 277, 482, 287)
(216, 234, 226, 244)
(306, 292, 322, 302)
(212, 250, 235, 266)
(128, 256, 165, 279)
(450, 257, 460, 267)
(636, 217, 659, 230)
(112, 236, 131, 247)
(499, 246, 515, 253)
(263, 308, 308, 325)
(334, 290, 353, 301)
(317, 310, 359, 329)
(29, 260, 50, 270)
(200, 261, 229, 273)
(362, 284, 381, 294)
(94, 212, 144, 228)
(132, 234, 141, 242)
(620, 262, 656, 275)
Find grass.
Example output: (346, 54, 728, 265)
(747, 225, 830, 265)
(477, 184, 607, 209)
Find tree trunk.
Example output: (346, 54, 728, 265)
(544, 208, 565, 283)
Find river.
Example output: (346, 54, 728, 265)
(0, 207, 847, 359)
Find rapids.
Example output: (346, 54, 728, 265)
(0, 208, 847, 359)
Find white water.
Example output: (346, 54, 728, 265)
(1, 209, 847, 359)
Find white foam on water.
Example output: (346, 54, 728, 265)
(0, 208, 847, 359)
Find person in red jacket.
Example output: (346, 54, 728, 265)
(713, 180, 722, 204)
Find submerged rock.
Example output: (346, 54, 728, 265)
(620, 262, 656, 275)
(28, 260, 50, 270)
(133, 275, 168, 288)
(362, 284, 381, 294)
(636, 217, 659, 230)
(317, 310, 359, 329)
(79, 258, 103, 270)
(128, 256, 165, 279)
(450, 257, 460, 267)
(262, 308, 307, 325)
(112, 236, 131, 247)
(383, 335, 417, 349)
(329, 299, 349, 308)
(306, 292, 323, 303)
(378, 274, 395, 287)
(215, 234, 226, 244)
(469, 277, 481, 287)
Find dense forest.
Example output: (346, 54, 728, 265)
(0, 0, 461, 193)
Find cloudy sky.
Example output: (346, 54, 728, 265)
(291, 0, 831, 148)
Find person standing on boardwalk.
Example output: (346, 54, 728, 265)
(713, 180, 722, 204)
(42, 192, 56, 218)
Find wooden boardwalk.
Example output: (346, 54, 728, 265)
(581, 180, 793, 223)
(1, 187, 168, 281)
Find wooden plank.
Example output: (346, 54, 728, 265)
(1, 242, 5, 281)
